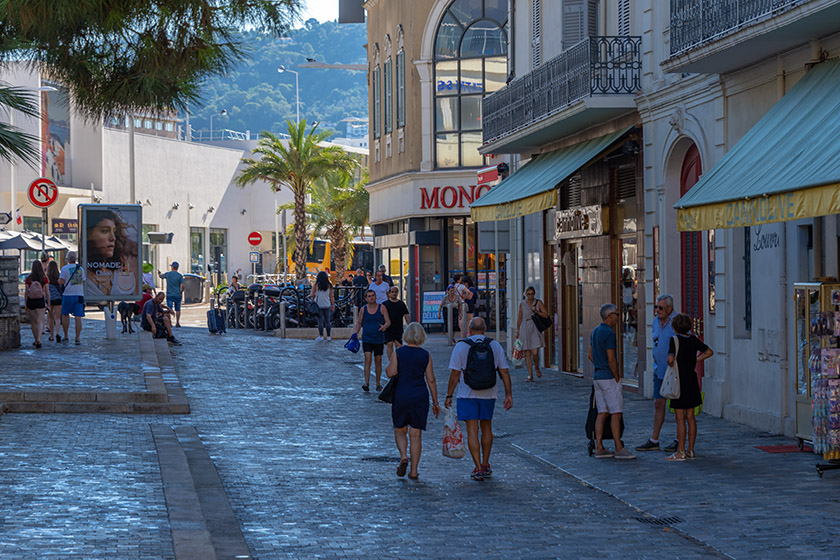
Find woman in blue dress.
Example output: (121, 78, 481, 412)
(385, 322, 440, 479)
(353, 289, 391, 392)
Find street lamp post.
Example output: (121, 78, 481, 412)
(277, 66, 300, 125)
(209, 109, 227, 141)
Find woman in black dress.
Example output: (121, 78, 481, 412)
(385, 322, 440, 479)
(666, 313, 714, 461)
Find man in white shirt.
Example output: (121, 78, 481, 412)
(445, 317, 513, 481)
(58, 251, 85, 345)
(368, 270, 390, 304)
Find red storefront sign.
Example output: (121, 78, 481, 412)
(419, 184, 492, 210)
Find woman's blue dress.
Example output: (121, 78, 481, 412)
(391, 346, 431, 430)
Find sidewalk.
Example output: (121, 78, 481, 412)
(418, 332, 839, 559)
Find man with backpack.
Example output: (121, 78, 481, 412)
(445, 317, 513, 481)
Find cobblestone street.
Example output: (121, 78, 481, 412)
(0, 310, 837, 559)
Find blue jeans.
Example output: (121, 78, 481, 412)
(317, 307, 331, 336)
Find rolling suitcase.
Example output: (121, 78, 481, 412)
(207, 299, 226, 334)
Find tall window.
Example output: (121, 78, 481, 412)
(384, 58, 393, 134)
(190, 227, 205, 274)
(396, 51, 406, 128)
(434, 0, 508, 169)
(372, 67, 381, 139)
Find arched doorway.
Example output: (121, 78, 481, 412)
(680, 144, 705, 379)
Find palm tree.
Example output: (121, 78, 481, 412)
(236, 120, 357, 279)
(307, 168, 369, 277)
(0, 85, 40, 165)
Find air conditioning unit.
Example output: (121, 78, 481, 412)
(147, 232, 174, 244)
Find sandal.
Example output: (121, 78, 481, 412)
(665, 451, 686, 462)
(408, 473, 419, 480)
(536, 368, 542, 379)
(361, 384, 370, 392)
(397, 459, 408, 477)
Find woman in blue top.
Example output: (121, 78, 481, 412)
(385, 322, 440, 479)
(354, 289, 391, 392)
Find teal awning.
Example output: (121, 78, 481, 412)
(471, 128, 631, 222)
(676, 59, 840, 231)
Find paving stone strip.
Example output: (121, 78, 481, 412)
(152, 424, 253, 560)
(0, 327, 189, 414)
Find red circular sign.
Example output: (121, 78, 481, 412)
(247, 231, 262, 246)
(28, 177, 59, 208)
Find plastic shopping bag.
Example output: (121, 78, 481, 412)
(442, 406, 466, 459)
(511, 338, 525, 368)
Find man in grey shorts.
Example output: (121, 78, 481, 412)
(589, 303, 635, 459)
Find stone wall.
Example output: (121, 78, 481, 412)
(0, 255, 21, 350)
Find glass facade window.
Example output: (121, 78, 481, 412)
(155, 121, 163, 131)
(141, 224, 158, 283)
(144, 119, 153, 129)
(209, 228, 227, 281)
(190, 227, 205, 274)
(165, 122, 174, 132)
(434, 0, 508, 169)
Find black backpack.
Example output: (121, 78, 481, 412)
(462, 337, 498, 390)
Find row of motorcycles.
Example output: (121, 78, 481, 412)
(214, 283, 361, 331)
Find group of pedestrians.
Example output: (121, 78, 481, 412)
(351, 267, 513, 481)
(23, 251, 85, 348)
(437, 274, 479, 335)
(589, 295, 714, 462)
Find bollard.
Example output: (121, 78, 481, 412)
(104, 302, 117, 340)
(232, 301, 239, 329)
(253, 295, 259, 331)
(461, 302, 468, 335)
(279, 301, 286, 339)
(263, 294, 268, 332)
(352, 305, 358, 328)
(244, 299, 250, 331)
(447, 304, 454, 346)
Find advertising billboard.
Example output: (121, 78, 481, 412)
(41, 83, 71, 186)
(79, 204, 142, 301)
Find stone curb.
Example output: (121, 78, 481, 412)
(153, 425, 253, 560)
(0, 332, 189, 415)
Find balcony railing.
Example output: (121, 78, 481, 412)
(482, 36, 642, 146)
(670, 0, 806, 56)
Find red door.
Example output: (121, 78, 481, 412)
(680, 145, 705, 381)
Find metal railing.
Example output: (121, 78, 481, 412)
(670, 0, 807, 56)
(482, 36, 642, 145)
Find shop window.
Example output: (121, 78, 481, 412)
(190, 227, 205, 275)
(144, 119, 153, 129)
(209, 228, 227, 280)
(134, 118, 142, 128)
(434, 0, 508, 169)
(155, 121, 163, 131)
(165, 122, 174, 132)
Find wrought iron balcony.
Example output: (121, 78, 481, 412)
(482, 36, 642, 147)
(670, 0, 807, 56)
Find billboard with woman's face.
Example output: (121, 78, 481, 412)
(79, 204, 142, 301)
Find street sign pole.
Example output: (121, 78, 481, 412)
(41, 208, 47, 256)
(282, 210, 287, 281)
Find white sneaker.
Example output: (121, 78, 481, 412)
(314, 336, 324, 341)
(326, 336, 332, 341)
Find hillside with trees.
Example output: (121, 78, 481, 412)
(192, 19, 368, 138)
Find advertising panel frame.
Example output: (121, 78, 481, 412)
(79, 204, 143, 302)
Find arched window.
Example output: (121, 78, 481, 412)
(434, 0, 508, 168)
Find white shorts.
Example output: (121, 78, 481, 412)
(593, 379, 623, 414)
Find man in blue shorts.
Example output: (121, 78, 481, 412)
(58, 251, 85, 345)
(158, 262, 185, 327)
(445, 317, 513, 481)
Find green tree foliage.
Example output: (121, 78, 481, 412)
(0, 85, 39, 165)
(236, 120, 357, 280)
(193, 20, 367, 137)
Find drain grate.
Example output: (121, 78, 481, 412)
(634, 516, 683, 526)
(493, 432, 513, 439)
(361, 456, 401, 463)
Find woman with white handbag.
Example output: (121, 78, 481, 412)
(665, 314, 714, 462)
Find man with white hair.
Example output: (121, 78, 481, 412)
(636, 294, 679, 453)
(58, 251, 85, 345)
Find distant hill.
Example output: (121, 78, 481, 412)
(192, 19, 367, 138)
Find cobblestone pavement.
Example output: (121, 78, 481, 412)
(0, 309, 838, 558)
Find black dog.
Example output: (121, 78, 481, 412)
(118, 301, 141, 333)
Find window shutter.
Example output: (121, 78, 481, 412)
(372, 67, 381, 138)
(587, 0, 599, 38)
(617, 0, 631, 36)
(560, 173, 582, 209)
(532, 0, 541, 68)
(396, 51, 406, 128)
(563, 0, 599, 50)
(384, 59, 393, 133)
(616, 166, 635, 200)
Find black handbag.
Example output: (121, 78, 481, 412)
(532, 301, 553, 333)
(378, 375, 398, 403)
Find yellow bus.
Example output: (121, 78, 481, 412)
(286, 239, 373, 278)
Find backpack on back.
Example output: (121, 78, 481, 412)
(28, 280, 44, 300)
(462, 337, 498, 390)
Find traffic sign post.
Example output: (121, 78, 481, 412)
(28, 178, 59, 256)
(247, 231, 262, 246)
(248, 232, 262, 282)
(249, 252, 259, 263)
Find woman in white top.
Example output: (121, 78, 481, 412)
(310, 271, 335, 341)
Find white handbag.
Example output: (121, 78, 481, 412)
(659, 335, 681, 400)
